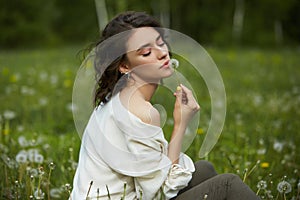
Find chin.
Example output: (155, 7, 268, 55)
(163, 69, 174, 78)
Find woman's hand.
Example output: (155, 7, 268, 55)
(173, 84, 200, 130)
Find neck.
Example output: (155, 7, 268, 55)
(127, 79, 159, 102)
(138, 83, 158, 101)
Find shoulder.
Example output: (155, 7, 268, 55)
(132, 99, 161, 127)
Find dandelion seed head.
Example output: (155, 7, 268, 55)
(258, 138, 264, 145)
(39, 166, 44, 174)
(16, 125, 24, 132)
(34, 189, 45, 199)
(29, 168, 38, 178)
(3, 110, 16, 120)
(2, 155, 17, 168)
(39, 71, 48, 81)
(253, 94, 263, 106)
(257, 148, 266, 155)
(50, 188, 62, 198)
(50, 74, 58, 85)
(70, 161, 78, 170)
(277, 180, 292, 194)
(273, 140, 284, 152)
(34, 154, 44, 164)
(63, 183, 72, 191)
(15, 180, 19, 187)
(16, 150, 27, 163)
(256, 160, 261, 164)
(257, 180, 267, 190)
(43, 143, 50, 151)
(49, 162, 56, 170)
(265, 190, 273, 199)
(30, 139, 37, 146)
(20, 86, 35, 96)
(170, 58, 179, 69)
(39, 97, 48, 106)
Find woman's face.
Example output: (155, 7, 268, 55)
(124, 27, 173, 83)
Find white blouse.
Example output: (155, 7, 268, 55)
(70, 93, 195, 200)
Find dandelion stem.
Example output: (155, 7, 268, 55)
(86, 181, 93, 199)
(106, 185, 111, 200)
(242, 168, 248, 182)
(256, 188, 260, 195)
(243, 161, 260, 182)
(121, 182, 127, 200)
(97, 188, 100, 200)
(47, 168, 52, 200)
(174, 68, 181, 86)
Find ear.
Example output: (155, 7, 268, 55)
(119, 62, 130, 74)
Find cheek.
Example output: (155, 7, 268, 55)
(129, 57, 157, 68)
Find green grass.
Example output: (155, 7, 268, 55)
(0, 46, 299, 199)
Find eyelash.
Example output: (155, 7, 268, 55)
(142, 52, 151, 57)
(142, 42, 166, 57)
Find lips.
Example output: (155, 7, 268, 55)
(160, 60, 170, 68)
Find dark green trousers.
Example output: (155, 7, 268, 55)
(172, 160, 260, 200)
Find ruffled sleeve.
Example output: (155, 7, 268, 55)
(163, 153, 195, 199)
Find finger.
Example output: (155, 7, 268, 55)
(180, 84, 200, 110)
(180, 84, 192, 96)
(175, 86, 183, 105)
(181, 90, 188, 104)
(180, 84, 195, 102)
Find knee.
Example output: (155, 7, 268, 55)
(194, 160, 217, 175)
(220, 173, 243, 185)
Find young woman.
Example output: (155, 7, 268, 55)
(70, 11, 260, 200)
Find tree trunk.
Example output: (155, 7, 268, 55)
(232, 0, 245, 43)
(95, 0, 108, 33)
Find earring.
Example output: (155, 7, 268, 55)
(125, 71, 130, 79)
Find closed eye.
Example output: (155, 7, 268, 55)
(158, 42, 165, 47)
(142, 51, 151, 57)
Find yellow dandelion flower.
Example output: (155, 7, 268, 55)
(3, 128, 10, 135)
(260, 162, 270, 168)
(63, 79, 72, 88)
(197, 128, 204, 135)
(9, 74, 18, 83)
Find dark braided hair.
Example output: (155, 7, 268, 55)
(93, 11, 162, 107)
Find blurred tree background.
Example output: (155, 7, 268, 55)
(0, 0, 299, 49)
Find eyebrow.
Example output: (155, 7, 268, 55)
(136, 35, 162, 52)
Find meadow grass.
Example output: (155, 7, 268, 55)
(0, 46, 299, 199)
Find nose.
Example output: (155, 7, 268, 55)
(154, 46, 168, 60)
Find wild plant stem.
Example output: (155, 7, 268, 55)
(106, 185, 111, 200)
(37, 174, 42, 198)
(173, 69, 180, 86)
(243, 161, 259, 182)
(256, 188, 260, 195)
(121, 182, 127, 200)
(47, 169, 52, 200)
(86, 181, 93, 199)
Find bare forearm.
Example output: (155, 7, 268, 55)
(167, 125, 187, 164)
